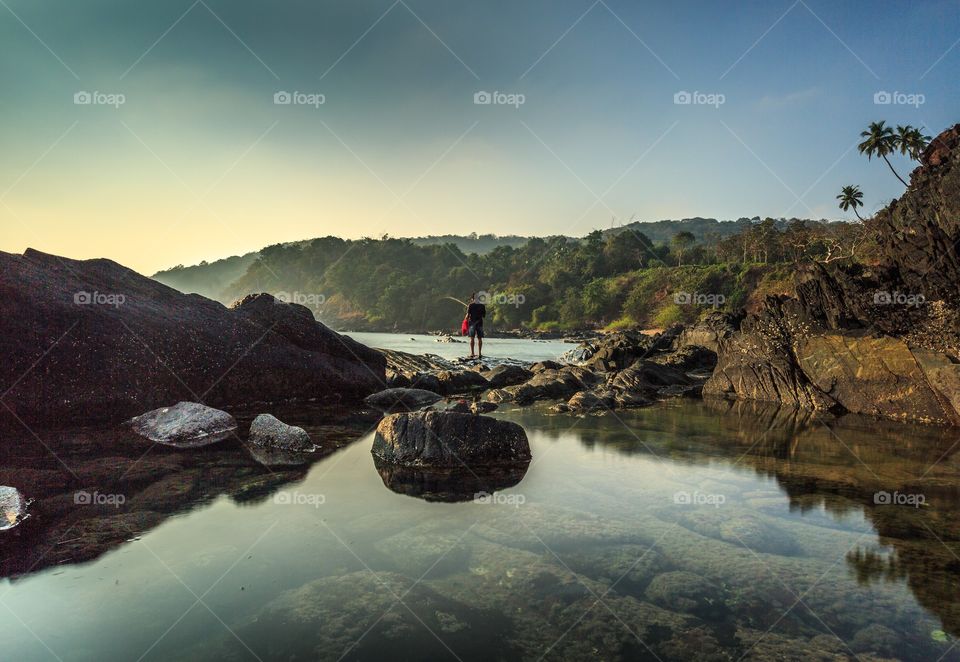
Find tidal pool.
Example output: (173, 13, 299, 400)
(1, 399, 959, 661)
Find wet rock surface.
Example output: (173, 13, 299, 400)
(0, 486, 28, 531)
(126, 401, 238, 447)
(372, 411, 531, 467)
(247, 413, 315, 452)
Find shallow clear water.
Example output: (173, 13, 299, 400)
(343, 331, 573, 363)
(2, 398, 960, 661)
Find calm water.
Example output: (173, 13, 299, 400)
(2, 397, 960, 661)
(343, 331, 573, 363)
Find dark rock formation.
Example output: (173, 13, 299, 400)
(248, 413, 315, 452)
(126, 402, 237, 447)
(706, 123, 960, 425)
(372, 411, 531, 467)
(481, 364, 534, 389)
(530, 360, 562, 373)
(0, 250, 385, 427)
(436, 369, 489, 395)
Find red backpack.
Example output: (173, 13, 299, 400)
(461, 318, 469, 335)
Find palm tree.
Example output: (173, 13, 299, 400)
(859, 121, 908, 186)
(836, 185, 864, 221)
(895, 125, 931, 162)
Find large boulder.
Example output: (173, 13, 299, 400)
(126, 402, 237, 447)
(372, 411, 531, 467)
(580, 331, 655, 372)
(247, 414, 315, 452)
(487, 366, 597, 404)
(0, 251, 386, 427)
(364, 388, 442, 411)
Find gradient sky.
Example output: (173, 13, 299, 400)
(2, 0, 958, 274)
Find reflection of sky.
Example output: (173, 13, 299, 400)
(2, 1, 958, 274)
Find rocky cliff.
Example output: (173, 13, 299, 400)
(0, 249, 385, 427)
(705, 124, 960, 425)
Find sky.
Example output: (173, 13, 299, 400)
(1, 0, 958, 275)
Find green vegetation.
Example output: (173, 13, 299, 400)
(188, 219, 868, 333)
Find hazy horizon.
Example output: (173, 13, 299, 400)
(3, 0, 957, 274)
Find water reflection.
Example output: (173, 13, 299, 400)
(3, 399, 960, 660)
(0, 404, 376, 578)
(374, 457, 529, 502)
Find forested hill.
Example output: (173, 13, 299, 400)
(150, 218, 813, 300)
(149, 218, 863, 333)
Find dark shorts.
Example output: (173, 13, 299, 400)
(468, 322, 484, 339)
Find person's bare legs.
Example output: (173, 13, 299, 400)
(478, 336, 482, 358)
(469, 336, 475, 357)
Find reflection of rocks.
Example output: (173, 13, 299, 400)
(364, 387, 442, 411)
(126, 401, 237, 447)
(245, 443, 316, 467)
(372, 411, 530, 467)
(248, 413, 315, 452)
(373, 457, 528, 503)
(0, 405, 368, 579)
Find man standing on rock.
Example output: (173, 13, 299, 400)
(465, 293, 486, 359)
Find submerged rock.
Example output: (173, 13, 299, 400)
(364, 387, 442, 411)
(248, 414, 315, 452)
(0, 486, 28, 531)
(126, 402, 237, 447)
(372, 411, 531, 467)
(645, 571, 723, 614)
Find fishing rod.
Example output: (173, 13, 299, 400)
(441, 295, 468, 307)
